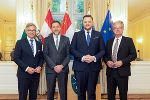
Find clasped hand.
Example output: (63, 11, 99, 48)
(54, 65, 64, 73)
(27, 66, 41, 74)
(107, 60, 123, 68)
(83, 55, 95, 63)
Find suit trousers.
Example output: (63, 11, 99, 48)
(18, 77, 39, 100)
(107, 69, 128, 100)
(75, 70, 99, 100)
(46, 72, 68, 100)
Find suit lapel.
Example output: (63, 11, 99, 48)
(110, 38, 115, 58)
(117, 36, 124, 54)
(49, 34, 58, 51)
(81, 30, 89, 47)
(58, 35, 64, 52)
(35, 40, 39, 57)
(89, 30, 96, 47)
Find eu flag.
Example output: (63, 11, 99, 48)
(101, 10, 114, 45)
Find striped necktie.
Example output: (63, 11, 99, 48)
(112, 39, 118, 62)
(30, 39, 34, 55)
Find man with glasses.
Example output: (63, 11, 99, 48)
(104, 20, 137, 100)
(14, 23, 44, 100)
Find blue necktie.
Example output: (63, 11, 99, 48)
(30, 39, 34, 55)
(87, 31, 90, 46)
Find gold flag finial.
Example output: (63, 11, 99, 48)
(88, 1, 91, 12)
(31, 1, 33, 10)
(66, 1, 68, 11)
(48, 0, 51, 8)
(107, 0, 111, 10)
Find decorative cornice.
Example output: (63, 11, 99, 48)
(129, 9, 150, 23)
(0, 17, 15, 23)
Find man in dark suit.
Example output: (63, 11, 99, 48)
(14, 23, 44, 100)
(70, 15, 105, 100)
(104, 20, 137, 100)
(43, 21, 70, 100)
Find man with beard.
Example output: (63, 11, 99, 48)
(70, 15, 105, 100)
(43, 21, 70, 100)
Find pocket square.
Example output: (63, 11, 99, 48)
(92, 37, 99, 39)
(38, 50, 41, 52)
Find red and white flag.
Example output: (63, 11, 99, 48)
(40, 9, 53, 44)
(60, 12, 74, 42)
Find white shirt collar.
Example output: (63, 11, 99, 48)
(27, 36, 35, 41)
(115, 36, 122, 41)
(84, 29, 92, 34)
(53, 34, 60, 38)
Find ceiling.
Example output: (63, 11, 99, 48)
(0, 0, 150, 22)
(128, 0, 150, 22)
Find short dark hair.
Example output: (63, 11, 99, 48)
(51, 20, 61, 28)
(83, 15, 93, 21)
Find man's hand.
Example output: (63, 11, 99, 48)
(27, 67, 35, 74)
(107, 61, 115, 68)
(35, 66, 41, 73)
(54, 65, 63, 73)
(83, 55, 95, 63)
(114, 60, 123, 67)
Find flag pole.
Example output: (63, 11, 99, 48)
(48, 0, 52, 9)
(87, 1, 91, 15)
(88, 1, 90, 12)
(66, 1, 68, 12)
(107, 0, 111, 10)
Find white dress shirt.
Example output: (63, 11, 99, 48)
(112, 36, 122, 59)
(81, 29, 96, 62)
(84, 29, 92, 39)
(27, 36, 37, 56)
(53, 34, 60, 48)
(26, 36, 37, 72)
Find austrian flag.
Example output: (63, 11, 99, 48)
(60, 12, 74, 42)
(40, 9, 53, 44)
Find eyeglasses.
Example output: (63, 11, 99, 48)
(113, 27, 123, 30)
(27, 29, 36, 32)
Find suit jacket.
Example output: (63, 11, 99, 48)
(104, 36, 137, 76)
(70, 30, 105, 71)
(14, 38, 44, 78)
(43, 34, 70, 73)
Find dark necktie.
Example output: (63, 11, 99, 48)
(112, 39, 118, 62)
(30, 39, 34, 55)
(87, 31, 90, 46)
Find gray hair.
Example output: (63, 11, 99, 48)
(25, 23, 37, 30)
(113, 20, 124, 29)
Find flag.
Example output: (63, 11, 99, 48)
(101, 10, 114, 45)
(60, 12, 74, 42)
(40, 9, 53, 44)
(21, 29, 27, 39)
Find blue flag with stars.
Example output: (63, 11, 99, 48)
(101, 10, 114, 45)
